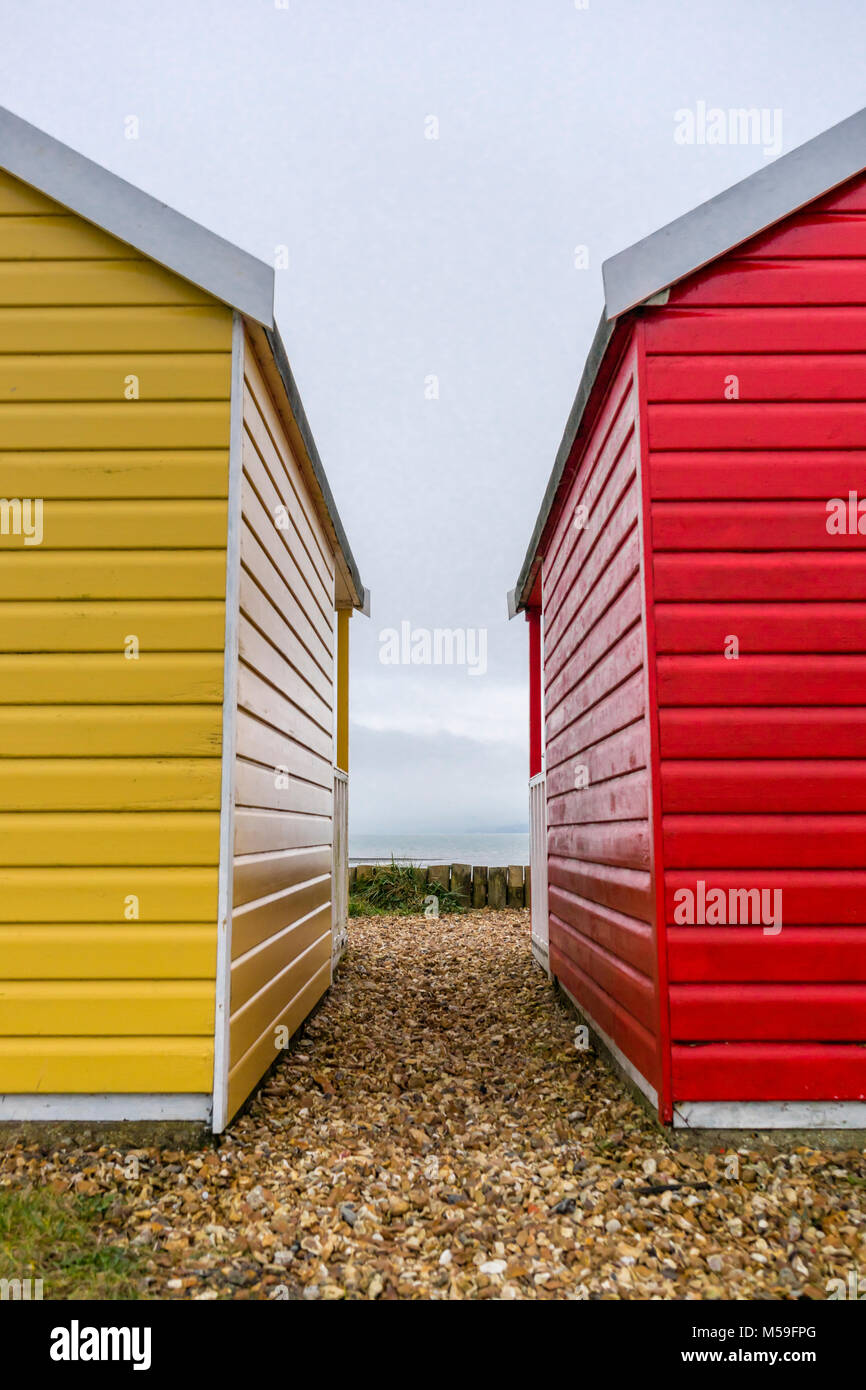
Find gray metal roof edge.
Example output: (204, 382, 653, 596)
(265, 323, 368, 613)
(603, 104, 866, 319)
(0, 103, 275, 326)
(509, 310, 616, 616)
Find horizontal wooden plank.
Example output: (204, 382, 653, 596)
(668, 926, 866, 982)
(664, 816, 866, 868)
(546, 721, 647, 797)
(0, 498, 227, 551)
(0, 705, 222, 757)
(0, 600, 224, 651)
(652, 499, 866, 550)
(551, 915, 656, 1031)
(0, 259, 215, 307)
(0, 653, 223, 703)
(0, 867, 218, 921)
(650, 451, 866, 501)
(644, 306, 866, 354)
(545, 530, 641, 690)
(0, 401, 230, 450)
(662, 760, 866, 813)
(229, 931, 331, 1069)
(654, 602, 866, 652)
(548, 885, 655, 975)
(0, 353, 231, 401)
(0, 923, 215, 980)
(653, 551, 866, 602)
(671, 1042, 866, 1101)
(659, 707, 866, 759)
(665, 870, 866, 924)
(244, 342, 333, 567)
(235, 710, 331, 790)
(546, 577, 642, 717)
(241, 479, 333, 652)
(550, 939, 658, 1088)
(234, 807, 332, 855)
(227, 954, 329, 1120)
(547, 768, 649, 826)
(0, 305, 231, 353)
(546, 625, 644, 743)
(0, 169, 63, 214)
(0, 812, 219, 865)
(548, 855, 652, 922)
(0, 759, 220, 811)
(243, 403, 334, 603)
(239, 568, 332, 705)
(548, 820, 650, 871)
(648, 353, 866, 402)
(236, 742, 334, 820)
(545, 670, 645, 774)
(238, 616, 332, 734)
(237, 663, 331, 762)
(669, 258, 866, 308)
(231, 904, 332, 1018)
(649, 402, 866, 451)
(0, 450, 229, 499)
(0, 980, 214, 1036)
(658, 654, 866, 706)
(241, 523, 332, 676)
(0, 214, 138, 260)
(740, 213, 866, 258)
(0, 1036, 212, 1092)
(669, 983, 866, 1041)
(233, 847, 331, 909)
(231, 875, 331, 960)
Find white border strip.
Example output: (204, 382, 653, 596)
(0, 1094, 211, 1122)
(559, 981, 658, 1110)
(211, 311, 245, 1134)
(674, 1101, 866, 1130)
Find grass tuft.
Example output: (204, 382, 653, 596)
(348, 860, 466, 917)
(0, 1186, 146, 1300)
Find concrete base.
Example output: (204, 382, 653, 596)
(0, 1119, 212, 1149)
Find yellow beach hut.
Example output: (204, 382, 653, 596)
(0, 105, 368, 1132)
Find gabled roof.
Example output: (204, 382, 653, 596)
(509, 104, 866, 616)
(603, 104, 866, 319)
(0, 103, 369, 613)
(0, 104, 274, 324)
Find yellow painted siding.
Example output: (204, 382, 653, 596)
(0, 166, 232, 1095)
(226, 330, 336, 1121)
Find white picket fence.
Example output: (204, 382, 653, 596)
(529, 771, 550, 976)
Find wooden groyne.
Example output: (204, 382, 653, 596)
(349, 862, 531, 909)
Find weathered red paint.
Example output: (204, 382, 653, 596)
(529, 168, 866, 1115)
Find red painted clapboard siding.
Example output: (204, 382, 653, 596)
(646, 169, 866, 1102)
(544, 334, 664, 1098)
(672, 1043, 866, 1101)
(668, 927, 866, 982)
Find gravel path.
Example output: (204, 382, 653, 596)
(3, 910, 866, 1299)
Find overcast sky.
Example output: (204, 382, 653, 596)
(4, 0, 866, 831)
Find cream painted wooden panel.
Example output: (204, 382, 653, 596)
(227, 329, 337, 1122)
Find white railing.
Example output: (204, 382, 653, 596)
(332, 768, 349, 974)
(529, 771, 550, 976)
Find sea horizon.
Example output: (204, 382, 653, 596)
(348, 830, 531, 867)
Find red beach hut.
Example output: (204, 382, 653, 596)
(509, 107, 866, 1131)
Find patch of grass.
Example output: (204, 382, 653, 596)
(349, 860, 466, 917)
(0, 1186, 146, 1300)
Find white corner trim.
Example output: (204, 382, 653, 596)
(211, 312, 245, 1134)
(559, 981, 659, 1110)
(674, 1101, 866, 1130)
(0, 1095, 211, 1122)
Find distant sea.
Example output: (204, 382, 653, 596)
(349, 832, 530, 867)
